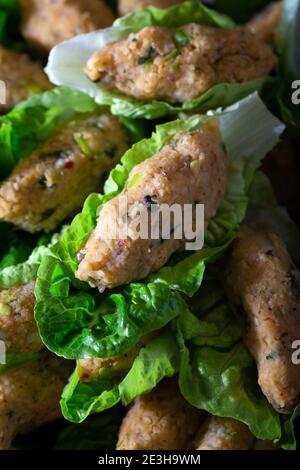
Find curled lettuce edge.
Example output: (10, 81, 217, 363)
(45, 1, 275, 119)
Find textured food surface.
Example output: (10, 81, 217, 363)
(85, 23, 276, 103)
(0, 45, 52, 113)
(0, 112, 129, 232)
(76, 122, 226, 289)
(225, 224, 300, 411)
(117, 379, 204, 450)
(247, 2, 281, 46)
(0, 354, 72, 449)
(20, 0, 114, 54)
(0, 282, 42, 353)
(193, 416, 255, 450)
(78, 334, 158, 382)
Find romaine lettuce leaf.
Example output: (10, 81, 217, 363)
(61, 331, 179, 423)
(45, 1, 275, 119)
(34, 94, 284, 360)
(176, 281, 292, 446)
(60, 280, 296, 448)
(178, 337, 282, 441)
(277, 404, 300, 450)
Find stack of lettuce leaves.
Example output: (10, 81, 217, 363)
(1, 0, 300, 451)
(32, 92, 300, 448)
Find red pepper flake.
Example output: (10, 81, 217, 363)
(64, 160, 74, 169)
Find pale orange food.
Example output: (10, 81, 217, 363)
(0, 112, 129, 233)
(117, 379, 204, 450)
(76, 123, 226, 290)
(247, 1, 281, 46)
(0, 354, 72, 449)
(0, 45, 52, 113)
(193, 416, 255, 450)
(225, 224, 300, 411)
(0, 282, 42, 353)
(85, 23, 276, 103)
(20, 0, 114, 55)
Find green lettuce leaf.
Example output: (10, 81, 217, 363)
(118, 330, 180, 406)
(277, 404, 300, 450)
(148, 239, 233, 297)
(61, 331, 179, 423)
(45, 1, 275, 119)
(34, 94, 284, 360)
(176, 281, 282, 443)
(179, 340, 282, 441)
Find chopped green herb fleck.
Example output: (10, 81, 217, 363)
(0, 303, 11, 316)
(165, 50, 178, 60)
(74, 133, 93, 157)
(137, 46, 155, 65)
(173, 31, 192, 47)
(127, 173, 142, 189)
(145, 60, 153, 72)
